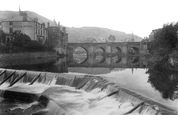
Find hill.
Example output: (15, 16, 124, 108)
(0, 11, 142, 42)
(66, 27, 142, 43)
(0, 11, 52, 25)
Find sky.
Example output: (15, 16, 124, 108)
(1, 0, 178, 38)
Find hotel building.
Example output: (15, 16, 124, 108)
(0, 11, 47, 44)
(0, 10, 68, 55)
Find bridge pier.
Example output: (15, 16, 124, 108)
(88, 45, 94, 56)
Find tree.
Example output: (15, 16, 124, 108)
(107, 35, 116, 42)
(150, 23, 178, 55)
(0, 29, 6, 43)
(13, 31, 31, 47)
(82, 37, 97, 43)
(147, 61, 178, 100)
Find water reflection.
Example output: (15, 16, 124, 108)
(128, 56, 139, 63)
(0, 55, 147, 74)
(2, 57, 68, 73)
(1, 54, 178, 111)
(73, 46, 88, 64)
(146, 60, 178, 101)
(67, 55, 178, 110)
(112, 55, 122, 63)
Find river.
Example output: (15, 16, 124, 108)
(1, 55, 178, 115)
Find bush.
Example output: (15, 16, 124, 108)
(0, 30, 6, 43)
(0, 45, 11, 53)
(13, 33, 31, 47)
(0, 32, 55, 53)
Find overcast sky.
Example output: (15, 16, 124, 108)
(1, 0, 178, 38)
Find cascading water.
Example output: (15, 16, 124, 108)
(0, 69, 177, 115)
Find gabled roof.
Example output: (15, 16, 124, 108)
(2, 15, 34, 22)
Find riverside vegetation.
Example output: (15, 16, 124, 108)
(148, 23, 178, 69)
(0, 30, 55, 53)
(145, 23, 178, 101)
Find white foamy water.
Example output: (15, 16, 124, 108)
(0, 82, 50, 93)
(0, 83, 158, 115)
(41, 85, 151, 115)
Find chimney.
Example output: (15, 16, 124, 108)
(42, 23, 45, 27)
(47, 22, 50, 28)
(62, 27, 66, 33)
(58, 22, 60, 28)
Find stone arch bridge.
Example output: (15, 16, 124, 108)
(67, 42, 146, 57)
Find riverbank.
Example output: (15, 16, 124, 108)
(0, 52, 57, 60)
(0, 52, 58, 67)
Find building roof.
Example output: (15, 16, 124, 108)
(50, 19, 58, 26)
(2, 15, 34, 22)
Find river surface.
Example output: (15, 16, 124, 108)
(1, 56, 178, 114)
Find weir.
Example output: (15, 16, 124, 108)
(0, 68, 177, 115)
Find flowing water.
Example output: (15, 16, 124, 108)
(0, 56, 178, 115)
(0, 79, 162, 115)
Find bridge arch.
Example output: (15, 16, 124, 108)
(128, 47, 139, 55)
(94, 46, 106, 64)
(112, 46, 122, 55)
(128, 56, 140, 65)
(95, 46, 106, 55)
(67, 42, 143, 60)
(128, 43, 140, 55)
(112, 55, 122, 64)
(72, 46, 88, 64)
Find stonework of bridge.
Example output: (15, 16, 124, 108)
(67, 42, 147, 57)
(67, 42, 148, 68)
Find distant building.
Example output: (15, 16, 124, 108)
(0, 8, 68, 55)
(46, 20, 68, 55)
(0, 10, 47, 44)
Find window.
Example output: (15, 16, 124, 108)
(35, 23, 37, 34)
(9, 27, 13, 33)
(41, 25, 43, 35)
(52, 34, 55, 38)
(9, 21, 13, 25)
(52, 28, 57, 33)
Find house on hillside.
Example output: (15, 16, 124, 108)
(0, 8, 68, 55)
(0, 10, 47, 44)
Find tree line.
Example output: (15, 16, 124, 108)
(149, 23, 178, 59)
(0, 30, 54, 53)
